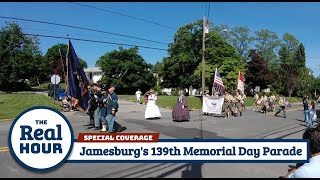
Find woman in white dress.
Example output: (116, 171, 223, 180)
(145, 91, 161, 119)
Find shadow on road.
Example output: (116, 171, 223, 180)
(181, 163, 203, 178)
(275, 128, 307, 139)
(154, 163, 203, 178)
(95, 163, 203, 178)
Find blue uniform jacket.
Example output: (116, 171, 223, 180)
(106, 92, 119, 114)
(97, 94, 108, 117)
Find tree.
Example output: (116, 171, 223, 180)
(79, 58, 88, 69)
(282, 33, 299, 53)
(211, 24, 230, 42)
(44, 44, 68, 82)
(152, 61, 163, 74)
(0, 22, 43, 91)
(228, 26, 254, 58)
(278, 46, 299, 96)
(160, 20, 203, 89)
(245, 50, 277, 90)
(293, 44, 309, 97)
(254, 29, 281, 62)
(194, 32, 246, 90)
(160, 19, 245, 91)
(97, 47, 156, 94)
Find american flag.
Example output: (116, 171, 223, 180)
(213, 68, 224, 95)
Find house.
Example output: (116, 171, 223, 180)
(83, 67, 104, 84)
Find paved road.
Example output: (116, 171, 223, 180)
(0, 98, 319, 178)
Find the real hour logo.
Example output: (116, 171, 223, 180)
(8, 106, 74, 171)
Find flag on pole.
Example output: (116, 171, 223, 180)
(66, 40, 90, 111)
(213, 67, 224, 95)
(237, 71, 244, 94)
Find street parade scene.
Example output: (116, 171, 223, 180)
(0, 2, 320, 178)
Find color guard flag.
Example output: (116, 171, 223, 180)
(66, 40, 90, 111)
(213, 67, 224, 95)
(237, 71, 244, 94)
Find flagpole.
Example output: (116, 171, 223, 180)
(212, 67, 216, 95)
(237, 70, 239, 93)
(65, 35, 70, 95)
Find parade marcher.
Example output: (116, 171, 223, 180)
(172, 90, 190, 121)
(235, 91, 243, 116)
(274, 96, 286, 118)
(93, 85, 103, 130)
(239, 90, 246, 111)
(223, 91, 231, 118)
(104, 85, 122, 133)
(145, 90, 161, 119)
(261, 95, 269, 114)
(229, 92, 238, 116)
(213, 91, 219, 97)
(86, 84, 98, 127)
(97, 87, 109, 132)
(135, 89, 142, 103)
(269, 94, 276, 112)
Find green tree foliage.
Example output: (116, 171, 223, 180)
(79, 58, 88, 69)
(194, 32, 246, 90)
(245, 50, 277, 90)
(161, 19, 245, 90)
(278, 46, 299, 97)
(228, 26, 254, 58)
(44, 44, 68, 81)
(0, 22, 43, 91)
(152, 61, 162, 74)
(282, 33, 299, 53)
(254, 29, 281, 62)
(96, 47, 156, 94)
(294, 44, 310, 97)
(160, 20, 203, 89)
(211, 24, 230, 42)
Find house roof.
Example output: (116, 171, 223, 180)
(83, 67, 103, 72)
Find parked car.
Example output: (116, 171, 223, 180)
(54, 88, 67, 101)
(48, 84, 60, 97)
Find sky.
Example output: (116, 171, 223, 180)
(0, 2, 320, 75)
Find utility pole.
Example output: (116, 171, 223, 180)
(200, 16, 207, 140)
(202, 16, 206, 98)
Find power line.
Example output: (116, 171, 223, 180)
(204, 3, 208, 17)
(24, 33, 167, 51)
(207, 2, 211, 20)
(18, 26, 166, 46)
(0, 16, 168, 45)
(69, 2, 176, 31)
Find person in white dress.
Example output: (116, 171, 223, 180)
(135, 89, 142, 103)
(145, 91, 161, 119)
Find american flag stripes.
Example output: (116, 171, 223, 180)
(213, 68, 224, 95)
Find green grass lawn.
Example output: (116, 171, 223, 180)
(118, 95, 302, 110)
(0, 93, 61, 120)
